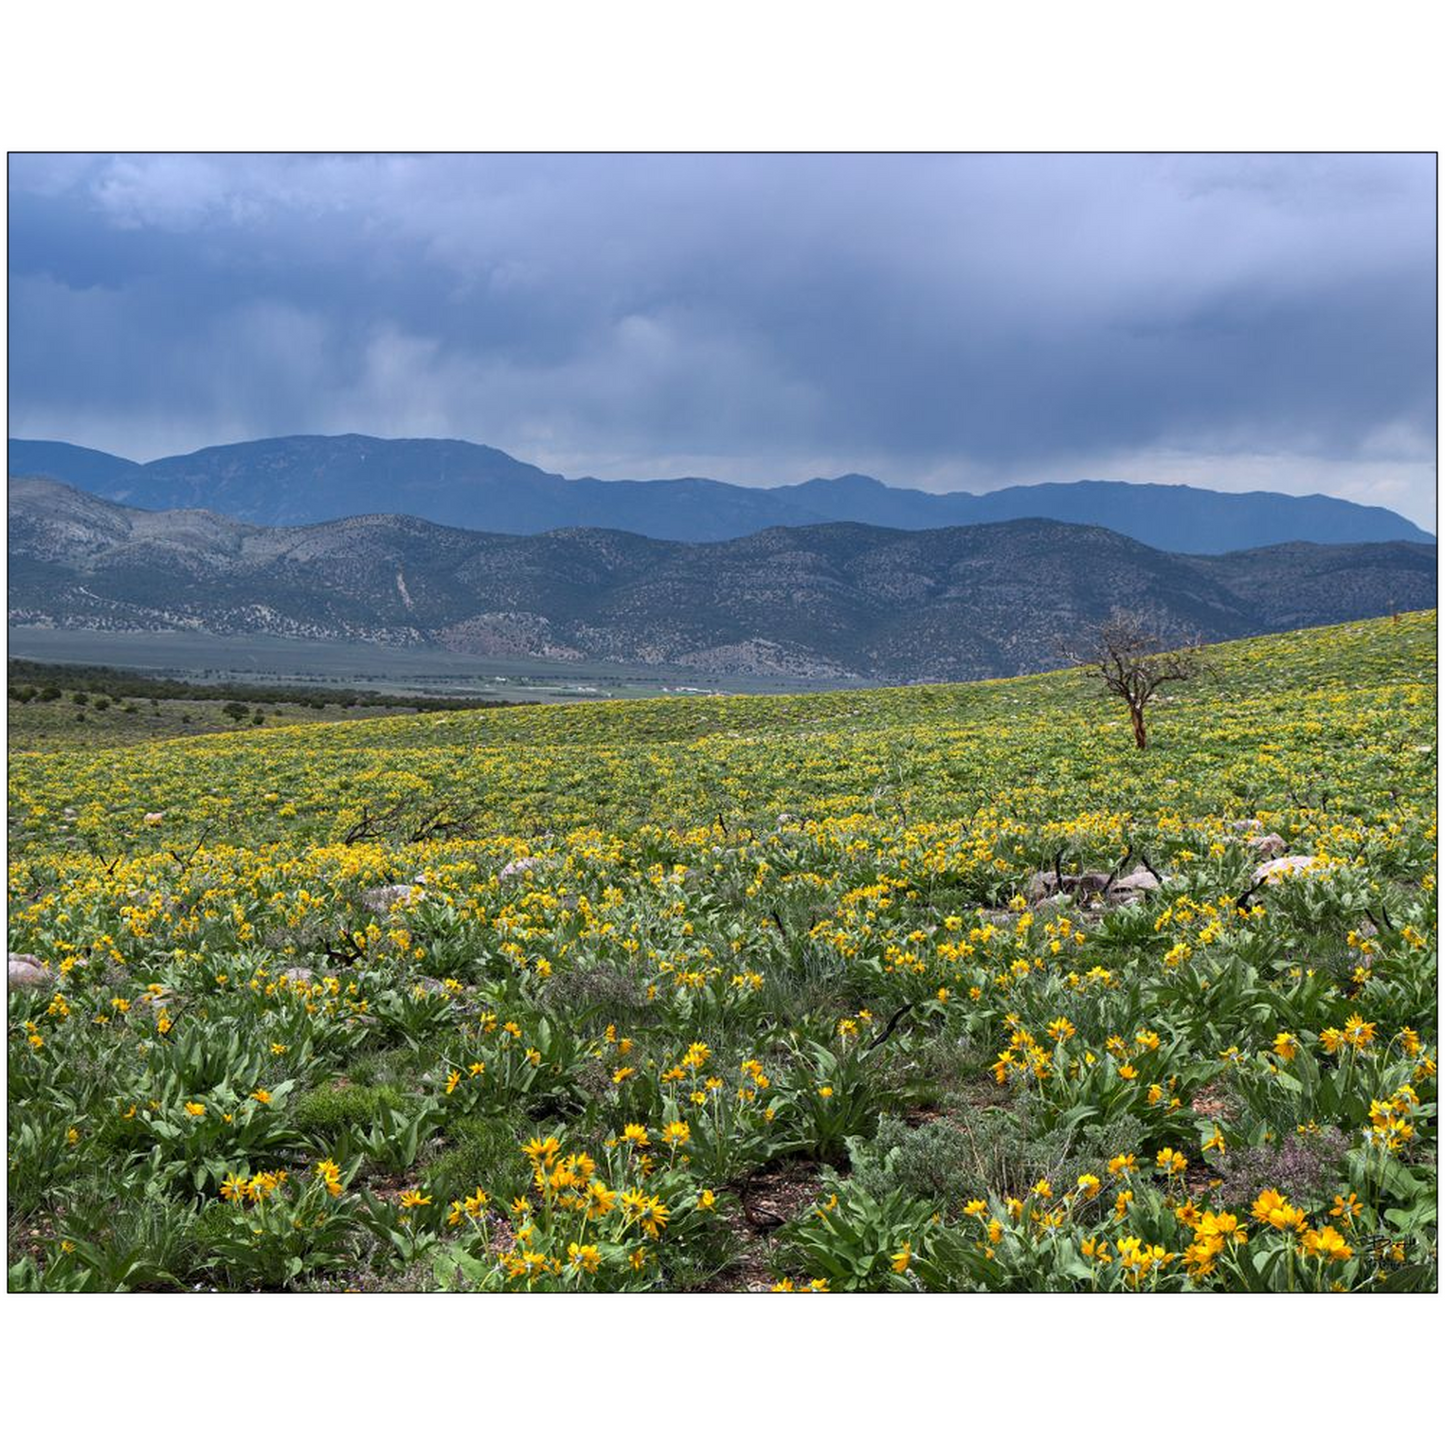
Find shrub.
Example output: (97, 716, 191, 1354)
(846, 1102, 1144, 1210)
(294, 1082, 408, 1134)
(424, 1111, 533, 1207)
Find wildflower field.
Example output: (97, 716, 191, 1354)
(6, 611, 1437, 1291)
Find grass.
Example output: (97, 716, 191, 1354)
(6, 692, 423, 751)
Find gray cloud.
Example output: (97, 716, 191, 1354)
(7, 152, 1436, 525)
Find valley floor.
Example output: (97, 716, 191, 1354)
(8, 626, 871, 704)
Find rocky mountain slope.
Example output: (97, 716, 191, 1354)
(9, 478, 1435, 682)
(10, 433, 1433, 553)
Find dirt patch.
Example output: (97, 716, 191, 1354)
(699, 1157, 828, 1293)
(1192, 1081, 1234, 1121)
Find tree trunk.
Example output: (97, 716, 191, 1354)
(1130, 704, 1147, 749)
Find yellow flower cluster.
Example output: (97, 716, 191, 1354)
(221, 1168, 289, 1203)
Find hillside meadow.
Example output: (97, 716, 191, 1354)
(6, 611, 1437, 1291)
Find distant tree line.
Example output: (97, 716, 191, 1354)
(7, 659, 515, 713)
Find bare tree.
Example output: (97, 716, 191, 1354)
(1064, 608, 1206, 750)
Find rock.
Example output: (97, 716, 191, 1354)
(1025, 873, 1053, 902)
(362, 884, 416, 914)
(280, 967, 314, 984)
(127, 888, 179, 909)
(498, 857, 542, 883)
(1027, 870, 1112, 902)
(144, 812, 164, 825)
(1019, 893, 1072, 916)
(1111, 868, 1163, 893)
(1252, 855, 1335, 886)
(8, 954, 52, 990)
(1249, 833, 1288, 858)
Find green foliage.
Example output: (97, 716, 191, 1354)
(778, 1184, 939, 1291)
(294, 1082, 408, 1134)
(845, 1104, 1144, 1210)
(424, 1112, 533, 1206)
(772, 1037, 902, 1161)
(202, 1175, 361, 1288)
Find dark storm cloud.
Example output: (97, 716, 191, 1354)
(7, 152, 1436, 523)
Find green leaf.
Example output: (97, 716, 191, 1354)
(1376, 1263, 1432, 1292)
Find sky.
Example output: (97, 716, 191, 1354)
(7, 152, 1437, 526)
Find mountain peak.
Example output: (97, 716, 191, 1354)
(798, 473, 889, 490)
(8, 434, 1434, 553)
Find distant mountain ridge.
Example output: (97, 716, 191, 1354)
(9, 434, 1433, 554)
(9, 477, 1435, 683)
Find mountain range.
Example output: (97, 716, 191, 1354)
(10, 477, 1435, 683)
(9, 434, 1433, 554)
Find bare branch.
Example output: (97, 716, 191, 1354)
(1065, 607, 1207, 750)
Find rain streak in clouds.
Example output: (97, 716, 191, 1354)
(7, 152, 1436, 527)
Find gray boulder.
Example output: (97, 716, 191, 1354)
(1252, 855, 1335, 886)
(8, 954, 51, 990)
(498, 857, 543, 883)
(1111, 868, 1163, 893)
(1027, 869, 1112, 902)
(362, 883, 417, 914)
